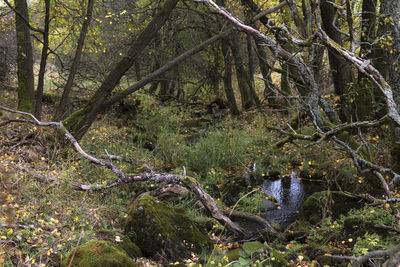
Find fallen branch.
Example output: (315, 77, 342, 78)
(374, 224, 400, 234)
(14, 164, 59, 185)
(327, 243, 400, 267)
(0, 105, 254, 238)
(0, 104, 126, 182)
(223, 209, 277, 233)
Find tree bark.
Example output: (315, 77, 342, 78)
(63, 0, 179, 140)
(355, 0, 378, 120)
(221, 39, 240, 115)
(15, 0, 35, 112)
(55, 0, 95, 120)
(378, 0, 400, 173)
(230, 36, 259, 109)
(34, 0, 50, 120)
(320, 0, 354, 122)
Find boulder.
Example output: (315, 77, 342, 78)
(124, 194, 211, 261)
(61, 240, 137, 267)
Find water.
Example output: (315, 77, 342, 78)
(261, 172, 324, 229)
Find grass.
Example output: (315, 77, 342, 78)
(1, 85, 400, 266)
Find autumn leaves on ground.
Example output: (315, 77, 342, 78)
(0, 86, 399, 266)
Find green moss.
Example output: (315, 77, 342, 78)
(61, 240, 137, 267)
(182, 176, 198, 188)
(63, 107, 89, 133)
(124, 195, 211, 261)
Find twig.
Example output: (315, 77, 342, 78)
(374, 224, 400, 234)
(68, 229, 84, 267)
(0, 105, 126, 182)
(14, 164, 59, 185)
(0, 105, 251, 238)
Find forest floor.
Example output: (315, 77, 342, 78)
(0, 86, 400, 266)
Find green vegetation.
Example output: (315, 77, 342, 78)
(1, 0, 400, 265)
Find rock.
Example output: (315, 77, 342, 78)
(94, 230, 142, 258)
(61, 240, 137, 267)
(124, 195, 211, 262)
(300, 191, 362, 224)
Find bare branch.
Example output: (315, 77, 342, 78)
(0, 105, 126, 182)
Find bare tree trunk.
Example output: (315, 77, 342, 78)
(15, 0, 35, 112)
(221, 40, 240, 115)
(246, 34, 255, 87)
(55, 0, 95, 120)
(378, 0, 400, 173)
(230, 36, 259, 109)
(355, 0, 378, 121)
(320, 0, 354, 122)
(34, 0, 50, 120)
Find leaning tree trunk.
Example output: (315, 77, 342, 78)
(55, 0, 95, 120)
(63, 0, 179, 140)
(15, 0, 35, 112)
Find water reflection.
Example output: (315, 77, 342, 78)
(262, 172, 322, 228)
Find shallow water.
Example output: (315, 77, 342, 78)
(261, 172, 325, 228)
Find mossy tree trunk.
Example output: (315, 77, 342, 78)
(34, 0, 50, 120)
(15, 0, 35, 112)
(63, 0, 179, 140)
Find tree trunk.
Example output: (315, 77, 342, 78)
(15, 0, 35, 112)
(246, 34, 255, 87)
(63, 0, 179, 140)
(355, 0, 378, 120)
(229, 36, 257, 110)
(221, 40, 240, 115)
(55, 0, 95, 120)
(254, 36, 275, 105)
(378, 0, 400, 173)
(320, 0, 354, 122)
(34, 0, 50, 120)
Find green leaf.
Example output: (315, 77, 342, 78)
(242, 241, 264, 254)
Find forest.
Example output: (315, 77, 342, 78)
(0, 0, 400, 266)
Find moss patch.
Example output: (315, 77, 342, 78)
(124, 194, 211, 262)
(62, 240, 137, 267)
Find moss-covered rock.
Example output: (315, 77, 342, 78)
(93, 230, 142, 258)
(124, 194, 212, 261)
(300, 191, 362, 224)
(61, 240, 137, 267)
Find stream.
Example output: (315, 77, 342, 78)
(261, 172, 325, 229)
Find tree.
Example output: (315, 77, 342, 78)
(55, 0, 95, 120)
(14, 0, 35, 112)
(63, 0, 179, 140)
